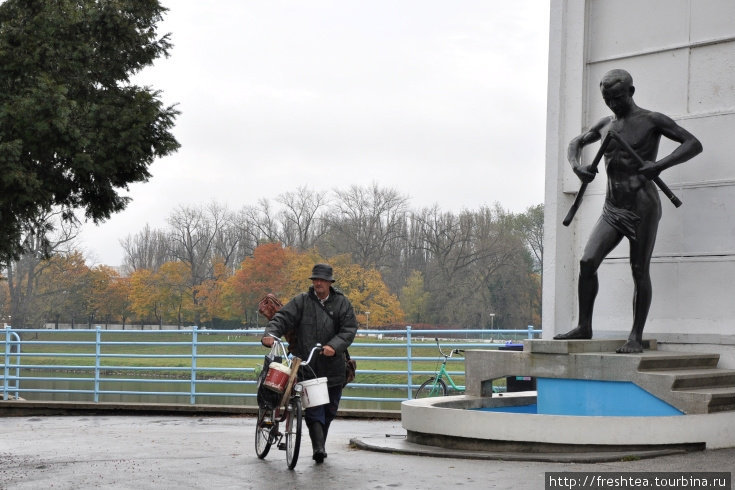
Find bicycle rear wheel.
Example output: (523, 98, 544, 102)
(415, 377, 448, 398)
(285, 397, 302, 469)
(255, 406, 275, 459)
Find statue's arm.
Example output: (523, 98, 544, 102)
(645, 113, 703, 176)
(568, 117, 610, 181)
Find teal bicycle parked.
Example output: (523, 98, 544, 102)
(414, 338, 465, 398)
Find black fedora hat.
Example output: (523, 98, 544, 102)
(309, 263, 335, 282)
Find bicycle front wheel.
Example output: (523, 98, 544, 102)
(255, 406, 275, 459)
(285, 397, 302, 469)
(415, 377, 448, 398)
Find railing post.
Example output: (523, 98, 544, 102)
(94, 326, 101, 402)
(527, 325, 534, 339)
(3, 326, 9, 401)
(190, 326, 198, 404)
(4, 326, 21, 400)
(406, 325, 412, 400)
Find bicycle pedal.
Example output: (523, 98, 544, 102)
(277, 443, 286, 450)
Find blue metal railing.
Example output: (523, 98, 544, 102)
(1, 325, 540, 406)
(3, 327, 21, 400)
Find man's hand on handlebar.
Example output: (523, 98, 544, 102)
(262, 335, 334, 356)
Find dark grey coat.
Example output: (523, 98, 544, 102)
(264, 286, 357, 387)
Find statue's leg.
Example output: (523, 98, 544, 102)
(617, 213, 660, 354)
(555, 219, 622, 340)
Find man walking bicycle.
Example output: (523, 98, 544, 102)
(262, 263, 357, 463)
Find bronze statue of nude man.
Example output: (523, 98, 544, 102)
(554, 69, 703, 353)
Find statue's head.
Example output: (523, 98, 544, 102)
(600, 69, 635, 116)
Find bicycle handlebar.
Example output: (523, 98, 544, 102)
(434, 337, 463, 359)
(265, 336, 323, 367)
(301, 344, 323, 366)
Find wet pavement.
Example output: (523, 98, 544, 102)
(1, 415, 734, 489)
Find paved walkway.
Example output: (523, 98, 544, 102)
(2, 415, 734, 489)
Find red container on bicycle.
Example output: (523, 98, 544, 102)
(263, 362, 292, 393)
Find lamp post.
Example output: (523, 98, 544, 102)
(489, 313, 495, 330)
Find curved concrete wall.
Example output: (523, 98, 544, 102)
(402, 396, 735, 449)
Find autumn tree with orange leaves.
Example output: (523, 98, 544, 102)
(196, 258, 235, 328)
(129, 268, 164, 327)
(156, 261, 193, 328)
(327, 255, 404, 326)
(35, 252, 94, 328)
(223, 243, 404, 327)
(102, 272, 134, 329)
(88, 265, 118, 328)
(226, 242, 293, 324)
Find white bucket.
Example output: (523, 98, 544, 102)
(299, 377, 329, 408)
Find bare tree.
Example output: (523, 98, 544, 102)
(378, 212, 416, 294)
(326, 184, 408, 270)
(275, 186, 329, 251)
(120, 224, 172, 273)
(167, 202, 227, 323)
(228, 208, 261, 267)
(471, 207, 534, 328)
(211, 210, 249, 271)
(415, 207, 483, 286)
(412, 207, 476, 324)
(413, 206, 532, 328)
(242, 198, 281, 244)
(515, 204, 544, 273)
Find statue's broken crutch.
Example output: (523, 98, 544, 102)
(608, 131, 683, 209)
(563, 130, 682, 226)
(562, 132, 612, 226)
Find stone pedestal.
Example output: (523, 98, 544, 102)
(402, 340, 735, 452)
(466, 339, 735, 415)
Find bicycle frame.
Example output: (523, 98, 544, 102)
(255, 336, 323, 469)
(435, 363, 464, 391)
(415, 338, 465, 397)
(436, 337, 464, 391)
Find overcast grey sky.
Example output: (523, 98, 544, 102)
(79, 1, 551, 266)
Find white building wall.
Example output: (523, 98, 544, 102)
(544, 0, 735, 365)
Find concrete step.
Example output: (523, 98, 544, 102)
(673, 386, 735, 413)
(636, 366, 735, 414)
(668, 369, 735, 390)
(637, 353, 720, 371)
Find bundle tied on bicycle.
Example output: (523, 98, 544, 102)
(256, 294, 293, 408)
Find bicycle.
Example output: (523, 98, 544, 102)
(254, 335, 323, 469)
(414, 337, 464, 398)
